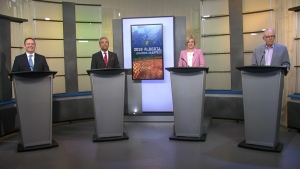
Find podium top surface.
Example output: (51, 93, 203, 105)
(236, 66, 288, 75)
(87, 68, 130, 75)
(9, 71, 57, 78)
(165, 67, 209, 73)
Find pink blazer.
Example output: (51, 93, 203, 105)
(178, 49, 205, 67)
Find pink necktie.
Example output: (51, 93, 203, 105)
(104, 52, 108, 68)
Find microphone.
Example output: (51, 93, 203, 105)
(181, 58, 189, 67)
(260, 51, 265, 66)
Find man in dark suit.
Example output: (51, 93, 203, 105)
(12, 38, 49, 72)
(251, 28, 290, 71)
(91, 37, 120, 69)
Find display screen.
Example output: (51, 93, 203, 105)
(131, 24, 164, 80)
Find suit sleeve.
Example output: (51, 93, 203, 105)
(11, 57, 20, 72)
(178, 51, 184, 67)
(251, 48, 258, 65)
(198, 49, 205, 67)
(113, 53, 120, 68)
(42, 56, 50, 71)
(281, 46, 291, 71)
(91, 54, 97, 69)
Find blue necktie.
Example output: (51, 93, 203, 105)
(28, 55, 34, 71)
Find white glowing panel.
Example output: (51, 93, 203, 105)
(123, 17, 174, 112)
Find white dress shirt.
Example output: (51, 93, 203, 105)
(187, 52, 194, 67)
(264, 45, 274, 66)
(26, 52, 35, 65)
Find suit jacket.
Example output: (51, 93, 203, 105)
(91, 51, 120, 69)
(251, 43, 290, 70)
(12, 53, 50, 72)
(178, 49, 205, 67)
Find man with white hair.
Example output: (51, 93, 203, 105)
(251, 28, 290, 72)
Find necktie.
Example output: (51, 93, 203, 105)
(104, 52, 108, 68)
(28, 55, 34, 71)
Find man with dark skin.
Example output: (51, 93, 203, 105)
(91, 37, 120, 69)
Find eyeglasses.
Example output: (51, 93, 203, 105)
(264, 35, 276, 39)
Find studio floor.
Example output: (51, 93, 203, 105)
(0, 119, 300, 169)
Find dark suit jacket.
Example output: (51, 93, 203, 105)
(12, 53, 50, 72)
(91, 51, 120, 69)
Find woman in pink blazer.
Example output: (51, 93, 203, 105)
(178, 36, 205, 67)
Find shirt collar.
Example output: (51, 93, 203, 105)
(101, 51, 108, 55)
(26, 52, 35, 57)
(265, 43, 274, 49)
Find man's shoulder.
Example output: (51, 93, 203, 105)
(253, 45, 265, 52)
(108, 51, 117, 55)
(92, 51, 101, 56)
(15, 53, 26, 58)
(35, 53, 46, 58)
(274, 43, 287, 49)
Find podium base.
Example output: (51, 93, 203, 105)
(169, 134, 206, 141)
(17, 139, 58, 152)
(238, 140, 283, 152)
(93, 133, 129, 142)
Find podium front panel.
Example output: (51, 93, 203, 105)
(14, 75, 53, 147)
(242, 70, 283, 147)
(90, 72, 125, 138)
(170, 71, 206, 137)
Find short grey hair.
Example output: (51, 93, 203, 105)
(99, 37, 109, 43)
(263, 28, 275, 36)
